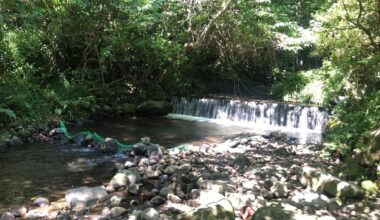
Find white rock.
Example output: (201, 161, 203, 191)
(65, 186, 108, 209)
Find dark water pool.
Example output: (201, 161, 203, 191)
(0, 116, 251, 211)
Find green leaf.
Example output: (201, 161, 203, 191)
(0, 108, 17, 120)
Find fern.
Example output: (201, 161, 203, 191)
(0, 108, 17, 120)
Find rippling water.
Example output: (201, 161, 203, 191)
(0, 115, 323, 211)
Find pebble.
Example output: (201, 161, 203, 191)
(1, 134, 375, 220)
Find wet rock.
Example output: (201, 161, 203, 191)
(109, 207, 127, 217)
(94, 138, 118, 153)
(270, 182, 288, 198)
(164, 165, 178, 175)
(178, 163, 192, 173)
(140, 208, 160, 220)
(9, 136, 23, 147)
(136, 100, 172, 117)
(33, 197, 49, 207)
(301, 166, 365, 199)
(0, 212, 15, 220)
(65, 186, 108, 209)
(150, 196, 166, 206)
(134, 143, 163, 158)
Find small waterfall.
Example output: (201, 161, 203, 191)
(171, 97, 328, 132)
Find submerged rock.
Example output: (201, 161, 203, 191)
(94, 138, 118, 153)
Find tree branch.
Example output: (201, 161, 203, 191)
(185, 0, 236, 49)
(341, 0, 378, 49)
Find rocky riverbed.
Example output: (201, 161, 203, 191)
(1, 131, 379, 220)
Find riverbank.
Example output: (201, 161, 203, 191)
(1, 131, 379, 219)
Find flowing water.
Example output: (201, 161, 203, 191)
(0, 117, 251, 211)
(0, 97, 328, 211)
(171, 97, 328, 133)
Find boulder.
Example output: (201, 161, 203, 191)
(108, 169, 141, 190)
(65, 186, 108, 209)
(136, 100, 172, 117)
(300, 166, 364, 199)
(133, 143, 163, 158)
(178, 195, 235, 220)
(360, 180, 378, 197)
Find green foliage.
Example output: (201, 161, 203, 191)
(315, 0, 380, 163)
